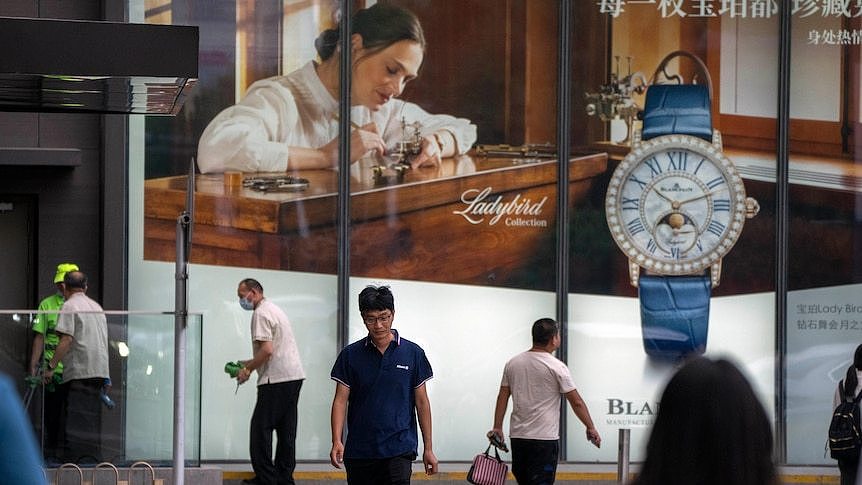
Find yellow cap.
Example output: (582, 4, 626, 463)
(54, 263, 79, 283)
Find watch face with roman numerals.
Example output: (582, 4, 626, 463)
(606, 134, 749, 275)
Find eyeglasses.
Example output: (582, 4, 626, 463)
(362, 312, 393, 325)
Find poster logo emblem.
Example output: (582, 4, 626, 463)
(453, 187, 548, 226)
(604, 398, 658, 427)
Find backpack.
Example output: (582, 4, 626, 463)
(828, 379, 862, 461)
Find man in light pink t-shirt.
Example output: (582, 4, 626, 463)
(490, 318, 601, 485)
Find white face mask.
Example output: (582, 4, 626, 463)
(239, 295, 254, 311)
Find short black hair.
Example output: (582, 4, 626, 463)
(532, 318, 559, 345)
(358, 285, 394, 313)
(238, 278, 263, 294)
(64, 271, 87, 290)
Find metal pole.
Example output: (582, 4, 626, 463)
(172, 160, 194, 485)
(556, 0, 573, 459)
(617, 428, 631, 484)
(173, 217, 187, 485)
(774, 2, 792, 464)
(335, 0, 352, 351)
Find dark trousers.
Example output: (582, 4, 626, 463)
(344, 452, 414, 485)
(250, 379, 302, 485)
(41, 386, 65, 458)
(511, 438, 559, 485)
(838, 457, 858, 485)
(58, 378, 103, 463)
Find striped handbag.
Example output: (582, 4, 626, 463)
(467, 444, 508, 485)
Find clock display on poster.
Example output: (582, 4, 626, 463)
(606, 133, 749, 276)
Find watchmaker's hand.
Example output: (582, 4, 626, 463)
(351, 123, 386, 162)
(409, 135, 443, 169)
(323, 123, 385, 163)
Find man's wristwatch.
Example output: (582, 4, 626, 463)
(605, 83, 759, 360)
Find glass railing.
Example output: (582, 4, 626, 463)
(0, 310, 201, 467)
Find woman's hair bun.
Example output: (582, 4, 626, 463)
(314, 28, 340, 60)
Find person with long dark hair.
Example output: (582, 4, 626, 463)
(631, 357, 776, 485)
(833, 344, 862, 485)
(198, 3, 476, 173)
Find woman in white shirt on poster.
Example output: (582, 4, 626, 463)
(197, 3, 477, 174)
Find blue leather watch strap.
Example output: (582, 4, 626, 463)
(639, 274, 711, 359)
(637, 83, 714, 360)
(641, 84, 712, 142)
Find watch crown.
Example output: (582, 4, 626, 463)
(745, 197, 760, 219)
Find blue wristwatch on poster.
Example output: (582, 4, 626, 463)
(605, 82, 759, 360)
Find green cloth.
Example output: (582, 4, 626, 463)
(32, 292, 64, 375)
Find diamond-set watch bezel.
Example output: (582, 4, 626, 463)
(606, 132, 749, 277)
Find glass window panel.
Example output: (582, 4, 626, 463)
(118, 0, 862, 471)
(124, 313, 203, 464)
(130, 0, 339, 462)
(0, 310, 201, 465)
(785, 9, 862, 466)
(570, 3, 777, 463)
(344, 0, 559, 461)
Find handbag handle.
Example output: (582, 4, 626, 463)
(484, 443, 503, 462)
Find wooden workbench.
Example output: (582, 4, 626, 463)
(144, 152, 608, 290)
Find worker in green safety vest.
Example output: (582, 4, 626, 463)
(28, 262, 78, 460)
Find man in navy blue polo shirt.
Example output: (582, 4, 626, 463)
(329, 285, 438, 484)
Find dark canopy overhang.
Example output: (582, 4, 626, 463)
(0, 16, 198, 115)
